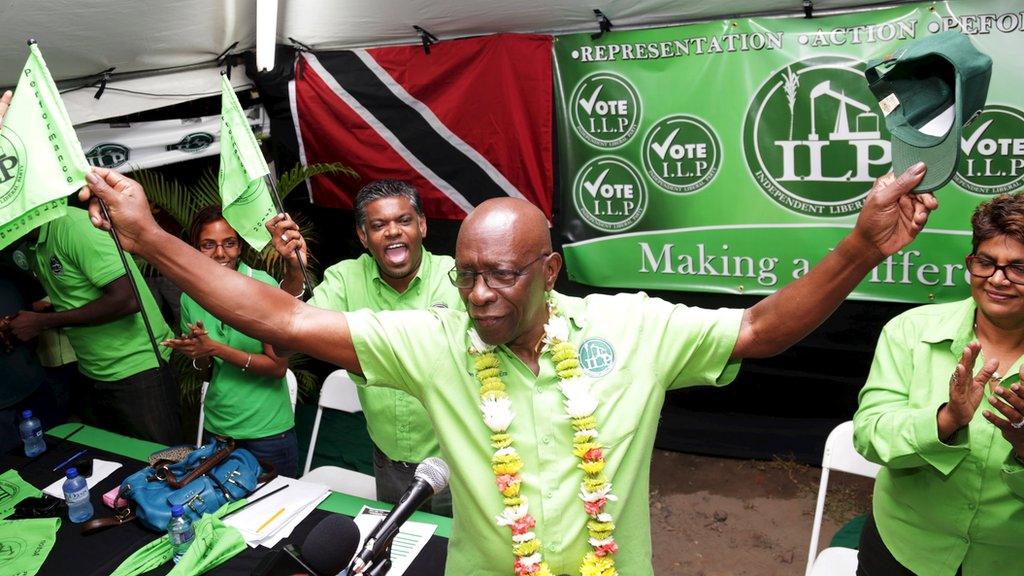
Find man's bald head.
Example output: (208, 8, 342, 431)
(455, 198, 561, 349)
(458, 197, 551, 255)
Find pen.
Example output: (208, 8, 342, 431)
(26, 424, 86, 465)
(257, 507, 285, 532)
(52, 448, 88, 472)
(220, 483, 289, 520)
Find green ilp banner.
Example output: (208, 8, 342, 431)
(555, 1, 1024, 303)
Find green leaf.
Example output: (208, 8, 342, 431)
(276, 162, 358, 200)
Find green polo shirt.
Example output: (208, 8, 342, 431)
(28, 207, 172, 382)
(308, 248, 462, 464)
(348, 290, 742, 575)
(180, 262, 293, 440)
(854, 297, 1024, 576)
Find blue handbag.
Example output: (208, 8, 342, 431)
(117, 439, 274, 532)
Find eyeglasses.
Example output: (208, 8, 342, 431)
(966, 255, 1024, 285)
(448, 253, 550, 289)
(199, 238, 240, 252)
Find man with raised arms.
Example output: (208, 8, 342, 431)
(80, 163, 933, 576)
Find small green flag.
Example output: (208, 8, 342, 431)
(218, 75, 275, 251)
(0, 470, 42, 519)
(0, 42, 89, 250)
(0, 517, 60, 576)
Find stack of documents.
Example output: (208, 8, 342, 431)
(224, 476, 330, 548)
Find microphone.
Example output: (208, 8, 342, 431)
(301, 514, 362, 576)
(345, 457, 449, 575)
(252, 515, 361, 576)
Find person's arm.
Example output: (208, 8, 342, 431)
(164, 321, 289, 379)
(9, 275, 139, 341)
(852, 318, 990, 475)
(265, 213, 307, 298)
(80, 168, 361, 373)
(731, 164, 936, 359)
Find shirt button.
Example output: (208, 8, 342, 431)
(547, 544, 556, 552)
(962, 536, 969, 543)
(967, 503, 975, 510)
(542, 436, 551, 445)
(545, 491, 553, 499)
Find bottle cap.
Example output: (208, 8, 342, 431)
(171, 504, 184, 517)
(65, 467, 78, 479)
(21, 410, 32, 419)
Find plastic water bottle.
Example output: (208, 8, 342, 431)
(18, 410, 46, 457)
(62, 467, 94, 523)
(167, 504, 195, 563)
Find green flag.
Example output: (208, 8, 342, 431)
(0, 42, 89, 250)
(0, 470, 42, 519)
(218, 74, 275, 251)
(0, 518, 60, 576)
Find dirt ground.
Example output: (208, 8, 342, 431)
(649, 449, 874, 576)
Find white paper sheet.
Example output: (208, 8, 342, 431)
(352, 505, 438, 576)
(44, 459, 122, 498)
(223, 476, 330, 548)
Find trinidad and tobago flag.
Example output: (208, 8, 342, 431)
(290, 33, 553, 220)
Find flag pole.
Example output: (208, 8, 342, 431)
(263, 173, 317, 296)
(96, 197, 168, 370)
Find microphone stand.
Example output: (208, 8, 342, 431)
(343, 538, 394, 575)
(364, 545, 392, 576)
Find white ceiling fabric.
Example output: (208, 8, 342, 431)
(0, 0, 901, 123)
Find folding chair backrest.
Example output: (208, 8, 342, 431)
(196, 381, 210, 447)
(303, 369, 362, 475)
(319, 370, 361, 413)
(805, 420, 880, 576)
(823, 421, 881, 478)
(286, 369, 298, 413)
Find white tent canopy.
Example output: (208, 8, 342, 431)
(0, 0, 898, 124)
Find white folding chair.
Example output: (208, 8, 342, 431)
(300, 369, 375, 499)
(196, 369, 299, 447)
(196, 381, 210, 447)
(286, 368, 298, 413)
(805, 420, 882, 576)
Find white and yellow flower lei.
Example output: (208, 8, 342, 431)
(469, 298, 619, 576)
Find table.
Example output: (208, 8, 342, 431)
(3, 424, 449, 575)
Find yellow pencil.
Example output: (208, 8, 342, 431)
(256, 507, 285, 532)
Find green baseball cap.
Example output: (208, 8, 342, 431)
(865, 31, 991, 192)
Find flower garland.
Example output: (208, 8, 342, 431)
(469, 299, 619, 576)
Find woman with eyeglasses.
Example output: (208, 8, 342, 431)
(162, 206, 297, 476)
(852, 193, 1024, 576)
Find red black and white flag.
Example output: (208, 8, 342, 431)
(290, 34, 553, 220)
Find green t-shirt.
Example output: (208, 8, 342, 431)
(347, 291, 742, 575)
(180, 263, 293, 440)
(309, 248, 462, 463)
(853, 297, 1024, 576)
(28, 207, 172, 381)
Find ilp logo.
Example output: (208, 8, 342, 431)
(744, 56, 891, 217)
(86, 143, 130, 168)
(642, 115, 722, 194)
(0, 129, 26, 210)
(572, 157, 647, 233)
(579, 338, 615, 377)
(954, 105, 1024, 195)
(0, 536, 26, 568)
(569, 72, 642, 148)
(166, 132, 214, 153)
